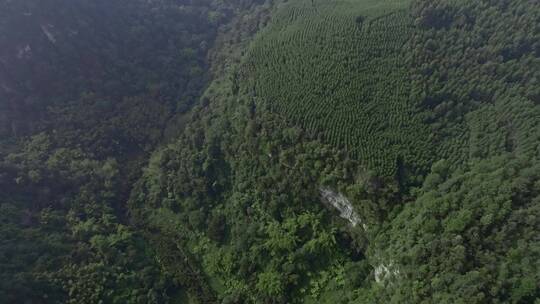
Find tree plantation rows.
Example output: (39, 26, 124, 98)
(0, 0, 539, 302)
(409, 0, 540, 169)
(233, 0, 539, 300)
(242, 0, 432, 179)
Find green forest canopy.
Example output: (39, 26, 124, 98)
(0, 0, 538, 303)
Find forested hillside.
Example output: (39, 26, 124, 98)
(1, 0, 539, 303)
(0, 0, 266, 302)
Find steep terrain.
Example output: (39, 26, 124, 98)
(0, 0, 261, 302)
(130, 0, 539, 302)
(0, 0, 539, 303)
(243, 0, 432, 178)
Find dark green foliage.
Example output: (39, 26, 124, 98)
(368, 155, 540, 303)
(0, 0, 262, 302)
(1, 0, 539, 303)
(243, 0, 432, 178)
(129, 91, 374, 302)
(409, 0, 540, 167)
(0, 0, 221, 151)
(0, 134, 173, 303)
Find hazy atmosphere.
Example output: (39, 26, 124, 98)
(1, 0, 539, 303)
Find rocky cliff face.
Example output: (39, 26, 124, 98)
(320, 188, 367, 230)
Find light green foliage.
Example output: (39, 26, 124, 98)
(128, 54, 375, 300)
(1, 0, 539, 303)
(256, 270, 285, 297)
(129, 0, 540, 302)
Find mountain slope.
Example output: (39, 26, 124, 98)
(0, 0, 539, 303)
(131, 0, 540, 302)
(0, 0, 259, 302)
(243, 0, 432, 178)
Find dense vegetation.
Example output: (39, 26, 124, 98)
(243, 0, 432, 179)
(0, 0, 265, 302)
(1, 0, 539, 303)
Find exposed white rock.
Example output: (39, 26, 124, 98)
(40, 24, 57, 44)
(320, 188, 400, 285)
(17, 45, 31, 59)
(374, 262, 400, 284)
(319, 188, 366, 229)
